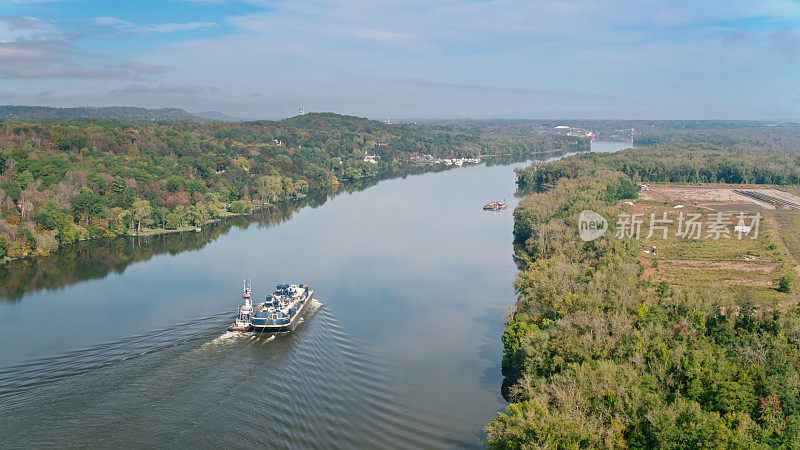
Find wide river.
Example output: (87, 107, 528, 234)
(0, 141, 629, 448)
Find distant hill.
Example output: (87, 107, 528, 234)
(192, 110, 248, 122)
(277, 112, 391, 132)
(0, 105, 202, 122)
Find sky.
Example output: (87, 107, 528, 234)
(0, 0, 798, 120)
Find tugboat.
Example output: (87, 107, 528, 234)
(483, 201, 508, 211)
(250, 284, 314, 333)
(228, 279, 254, 332)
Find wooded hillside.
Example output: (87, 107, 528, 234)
(0, 113, 584, 261)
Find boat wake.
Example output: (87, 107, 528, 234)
(0, 301, 459, 448)
(307, 297, 323, 313)
(200, 330, 246, 348)
(0, 311, 229, 401)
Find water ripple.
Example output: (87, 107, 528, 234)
(0, 301, 458, 448)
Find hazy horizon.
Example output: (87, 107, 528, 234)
(1, 0, 798, 121)
(4, 104, 797, 123)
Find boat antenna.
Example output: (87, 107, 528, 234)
(243, 279, 251, 297)
(243, 279, 252, 308)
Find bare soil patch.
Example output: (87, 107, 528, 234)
(640, 185, 774, 209)
(658, 259, 778, 273)
(639, 255, 655, 280)
(705, 203, 765, 213)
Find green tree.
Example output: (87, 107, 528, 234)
(150, 206, 168, 228)
(164, 213, 181, 230)
(70, 187, 105, 225)
(56, 224, 79, 244)
(16, 170, 34, 189)
(187, 204, 207, 226)
(35, 201, 69, 230)
(131, 198, 153, 234)
(1, 180, 20, 202)
(256, 175, 283, 204)
(229, 201, 247, 214)
(501, 316, 537, 376)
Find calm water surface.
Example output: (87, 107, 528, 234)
(0, 141, 629, 448)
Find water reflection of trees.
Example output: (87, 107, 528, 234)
(0, 175, 390, 300)
(0, 156, 574, 300)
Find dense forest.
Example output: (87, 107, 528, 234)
(488, 145, 800, 447)
(0, 113, 584, 262)
(518, 139, 800, 191)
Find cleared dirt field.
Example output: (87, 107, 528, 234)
(640, 185, 775, 209)
(623, 188, 798, 307)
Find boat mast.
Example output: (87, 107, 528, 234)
(243, 278, 252, 309)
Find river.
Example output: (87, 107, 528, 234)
(0, 141, 631, 448)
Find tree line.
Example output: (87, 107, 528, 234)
(517, 141, 800, 192)
(488, 146, 800, 448)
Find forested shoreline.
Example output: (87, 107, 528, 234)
(0, 113, 585, 262)
(488, 140, 800, 447)
(517, 143, 800, 192)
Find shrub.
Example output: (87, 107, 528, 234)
(56, 224, 79, 244)
(17, 228, 37, 251)
(779, 273, 793, 293)
(4, 214, 20, 226)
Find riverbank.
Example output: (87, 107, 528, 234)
(0, 115, 589, 268)
(0, 147, 590, 266)
(488, 148, 800, 447)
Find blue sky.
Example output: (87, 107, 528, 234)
(0, 0, 798, 120)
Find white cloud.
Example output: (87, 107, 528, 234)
(0, 16, 54, 41)
(92, 16, 217, 33)
(108, 83, 219, 96)
(1, 0, 799, 118)
(351, 29, 411, 45)
(93, 16, 126, 26)
(145, 22, 217, 32)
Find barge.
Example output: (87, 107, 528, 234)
(229, 281, 314, 333)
